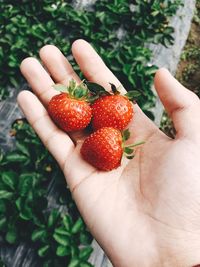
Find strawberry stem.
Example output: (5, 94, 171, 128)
(121, 129, 145, 160)
(126, 141, 145, 148)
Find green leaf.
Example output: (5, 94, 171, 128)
(0, 258, 6, 267)
(70, 245, 79, 258)
(145, 66, 158, 76)
(18, 173, 33, 196)
(124, 147, 134, 155)
(5, 152, 28, 163)
(73, 86, 88, 99)
(0, 190, 13, 200)
(16, 141, 30, 156)
(122, 64, 132, 76)
(1, 171, 15, 190)
(62, 215, 72, 231)
(122, 129, 130, 142)
(43, 260, 51, 267)
(86, 82, 108, 96)
(48, 209, 60, 228)
(68, 259, 80, 267)
(5, 229, 18, 244)
(53, 233, 70, 246)
(125, 90, 141, 101)
(109, 83, 119, 94)
(0, 217, 6, 230)
(80, 263, 93, 267)
(71, 218, 84, 234)
(144, 110, 155, 120)
(10, 76, 19, 88)
(32, 229, 47, 242)
(38, 245, 50, 257)
(56, 245, 70, 257)
(79, 247, 93, 261)
(80, 232, 91, 245)
(0, 200, 6, 213)
(53, 84, 68, 92)
(19, 205, 33, 220)
(55, 227, 70, 236)
(15, 198, 22, 211)
(68, 79, 77, 92)
(126, 155, 134, 159)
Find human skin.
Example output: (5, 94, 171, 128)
(17, 40, 200, 267)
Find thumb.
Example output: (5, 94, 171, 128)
(154, 68, 200, 139)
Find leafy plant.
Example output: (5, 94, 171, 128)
(182, 63, 198, 82)
(193, 0, 200, 24)
(161, 0, 200, 138)
(31, 210, 93, 266)
(0, 259, 6, 267)
(0, 119, 92, 266)
(1, 0, 182, 115)
(177, 0, 200, 95)
(181, 45, 200, 61)
(0, 119, 50, 244)
(0, 170, 47, 244)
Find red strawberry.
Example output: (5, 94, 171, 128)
(81, 127, 123, 171)
(48, 80, 92, 132)
(81, 127, 144, 171)
(91, 94, 133, 130)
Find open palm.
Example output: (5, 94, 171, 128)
(18, 40, 200, 267)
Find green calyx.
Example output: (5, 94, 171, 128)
(86, 81, 141, 102)
(109, 82, 142, 102)
(124, 90, 141, 102)
(53, 79, 90, 100)
(86, 81, 122, 97)
(53, 79, 142, 104)
(109, 83, 121, 95)
(86, 81, 110, 99)
(122, 129, 145, 159)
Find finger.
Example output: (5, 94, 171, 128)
(20, 55, 84, 143)
(39, 45, 88, 142)
(154, 68, 200, 138)
(72, 39, 158, 140)
(39, 45, 80, 85)
(72, 39, 124, 92)
(17, 90, 74, 169)
(20, 57, 57, 107)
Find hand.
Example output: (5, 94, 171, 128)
(18, 40, 200, 267)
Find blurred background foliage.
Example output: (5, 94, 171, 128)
(0, 0, 182, 116)
(161, 0, 200, 138)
